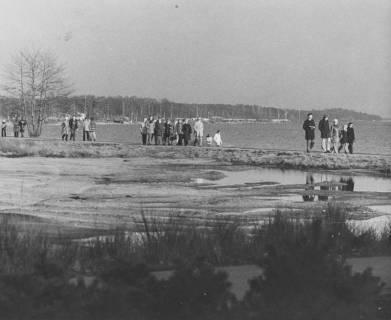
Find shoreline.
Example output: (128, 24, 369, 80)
(0, 138, 390, 175)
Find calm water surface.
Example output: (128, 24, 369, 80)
(41, 120, 391, 155)
(212, 168, 391, 193)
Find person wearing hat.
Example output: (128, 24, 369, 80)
(302, 113, 316, 153)
(1, 120, 7, 138)
(318, 114, 331, 153)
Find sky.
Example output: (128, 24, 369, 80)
(0, 0, 390, 117)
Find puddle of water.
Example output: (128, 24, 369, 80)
(211, 168, 391, 193)
(366, 205, 391, 215)
(194, 178, 209, 184)
(75, 231, 145, 245)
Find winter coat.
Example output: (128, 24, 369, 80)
(69, 119, 78, 131)
(182, 123, 192, 139)
(330, 125, 339, 144)
(303, 119, 315, 140)
(175, 122, 183, 135)
(13, 121, 20, 133)
(193, 120, 204, 137)
(147, 121, 155, 135)
(339, 129, 348, 144)
(61, 121, 69, 135)
(347, 127, 355, 143)
(154, 121, 164, 136)
(83, 119, 90, 131)
(140, 122, 148, 135)
(164, 123, 173, 137)
(213, 133, 222, 146)
(318, 118, 330, 139)
(19, 120, 27, 132)
(89, 121, 97, 132)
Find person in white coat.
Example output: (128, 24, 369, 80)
(213, 130, 222, 147)
(193, 117, 204, 146)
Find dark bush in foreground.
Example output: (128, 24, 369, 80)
(148, 260, 235, 320)
(238, 216, 384, 320)
(0, 207, 390, 319)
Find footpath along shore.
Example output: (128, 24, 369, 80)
(0, 138, 390, 175)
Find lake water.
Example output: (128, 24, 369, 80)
(40, 120, 391, 155)
(211, 168, 391, 193)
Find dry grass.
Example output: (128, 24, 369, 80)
(1, 139, 390, 173)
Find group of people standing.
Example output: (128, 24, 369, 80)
(61, 116, 97, 142)
(139, 117, 222, 147)
(1, 118, 28, 138)
(303, 113, 355, 154)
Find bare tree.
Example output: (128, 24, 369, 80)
(2, 48, 72, 136)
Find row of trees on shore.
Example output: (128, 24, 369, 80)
(0, 48, 381, 137)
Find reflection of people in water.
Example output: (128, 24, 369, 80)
(339, 177, 355, 192)
(303, 173, 315, 202)
(318, 173, 330, 201)
(318, 184, 329, 201)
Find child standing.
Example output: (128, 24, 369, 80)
(206, 134, 213, 146)
(213, 130, 222, 147)
(338, 124, 349, 153)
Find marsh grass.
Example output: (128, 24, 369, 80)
(1, 139, 390, 173)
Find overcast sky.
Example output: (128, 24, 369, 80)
(0, 0, 390, 116)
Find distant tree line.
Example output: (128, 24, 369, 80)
(0, 95, 381, 123)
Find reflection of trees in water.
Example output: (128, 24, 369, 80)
(302, 174, 355, 202)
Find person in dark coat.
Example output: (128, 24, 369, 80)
(338, 124, 349, 153)
(69, 116, 78, 141)
(347, 122, 355, 154)
(154, 118, 163, 145)
(163, 120, 173, 145)
(182, 119, 192, 146)
(318, 114, 331, 152)
(175, 119, 184, 145)
(19, 118, 27, 137)
(13, 117, 20, 137)
(302, 113, 316, 153)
